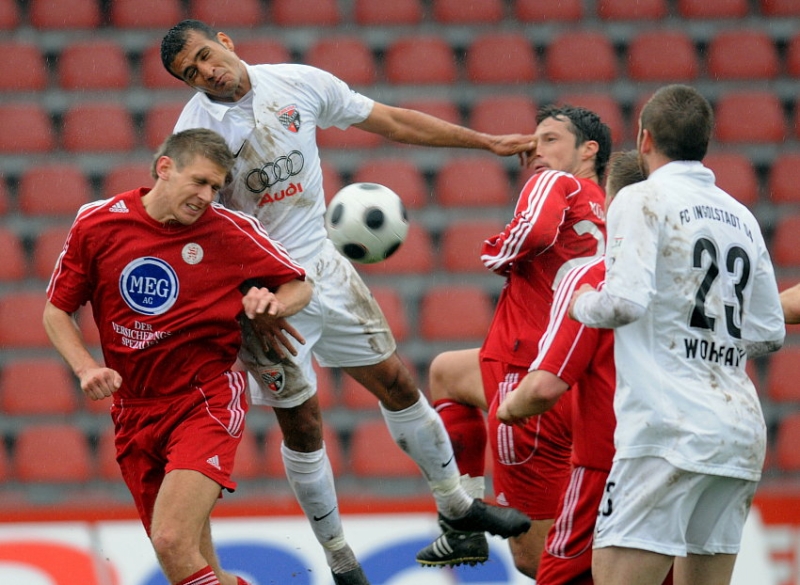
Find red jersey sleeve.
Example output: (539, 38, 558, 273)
(481, 170, 581, 274)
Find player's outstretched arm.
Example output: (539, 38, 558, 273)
(355, 102, 535, 165)
(781, 282, 800, 324)
(43, 301, 122, 400)
(496, 370, 568, 425)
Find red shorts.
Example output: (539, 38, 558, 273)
(110, 371, 248, 533)
(538, 466, 608, 585)
(482, 358, 572, 520)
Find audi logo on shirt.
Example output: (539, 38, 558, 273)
(245, 150, 304, 193)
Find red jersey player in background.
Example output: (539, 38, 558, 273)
(43, 129, 312, 585)
(417, 105, 611, 578)
(497, 150, 656, 585)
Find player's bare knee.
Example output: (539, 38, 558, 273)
(150, 527, 186, 564)
(428, 353, 454, 401)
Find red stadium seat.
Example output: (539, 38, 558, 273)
(0, 0, 19, 29)
(0, 42, 47, 92)
(627, 31, 699, 82)
(713, 91, 785, 144)
(62, 103, 136, 152)
(0, 178, 8, 215)
(109, 0, 184, 28)
(353, 0, 423, 24)
(304, 36, 376, 86)
(188, 0, 263, 26)
(465, 33, 537, 84)
(768, 153, 800, 204)
(469, 94, 538, 136)
(263, 424, 345, 478)
(776, 412, 800, 471)
(104, 163, 154, 198)
(0, 104, 54, 153)
(349, 419, 420, 478)
(351, 158, 429, 210)
(771, 214, 800, 267)
(13, 424, 94, 483)
(677, 0, 749, 17)
(29, 0, 101, 29)
(270, 0, 340, 26)
(312, 361, 338, 410)
(370, 286, 410, 342)
(419, 285, 494, 341)
(703, 153, 759, 206)
(0, 228, 27, 281)
(0, 357, 78, 416)
(0, 291, 51, 348)
(766, 346, 800, 403)
(514, 0, 582, 21)
(143, 101, 185, 150)
(545, 31, 617, 83)
(432, 0, 503, 23)
(317, 126, 383, 150)
(76, 304, 102, 348)
(396, 98, 462, 127)
(440, 219, 506, 273)
(556, 92, 626, 145)
(321, 162, 344, 205)
(234, 39, 291, 65)
(706, 30, 779, 81)
(18, 164, 91, 217)
(435, 155, 512, 208)
(140, 43, 188, 90)
(32, 224, 72, 281)
(0, 441, 8, 482)
(760, 0, 800, 15)
(58, 41, 130, 90)
(232, 427, 265, 480)
(97, 427, 124, 482)
(357, 223, 434, 275)
(598, 0, 667, 19)
(385, 36, 458, 85)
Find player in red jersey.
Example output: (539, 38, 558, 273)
(497, 151, 647, 585)
(43, 129, 311, 585)
(418, 105, 611, 578)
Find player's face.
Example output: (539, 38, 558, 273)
(531, 116, 583, 175)
(160, 155, 227, 225)
(169, 31, 250, 102)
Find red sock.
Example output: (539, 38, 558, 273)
(175, 566, 219, 585)
(434, 399, 487, 477)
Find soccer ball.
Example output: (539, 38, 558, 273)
(324, 182, 409, 264)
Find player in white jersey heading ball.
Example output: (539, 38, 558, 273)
(160, 19, 533, 585)
(569, 84, 785, 585)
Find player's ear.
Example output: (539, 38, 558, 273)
(154, 156, 173, 181)
(217, 32, 235, 52)
(580, 140, 599, 162)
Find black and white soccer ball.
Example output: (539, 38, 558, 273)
(324, 182, 409, 264)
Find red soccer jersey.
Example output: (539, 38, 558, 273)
(47, 188, 306, 400)
(480, 170, 606, 368)
(533, 257, 615, 471)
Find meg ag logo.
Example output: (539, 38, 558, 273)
(119, 257, 179, 315)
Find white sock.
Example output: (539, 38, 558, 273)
(380, 392, 472, 518)
(461, 474, 486, 500)
(281, 443, 359, 573)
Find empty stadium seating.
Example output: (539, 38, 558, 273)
(597, 0, 667, 19)
(776, 413, 800, 472)
(1, 41, 48, 92)
(369, 286, 410, 341)
(349, 419, 420, 478)
(143, 101, 185, 150)
(58, 41, 131, 90)
(0, 358, 78, 416)
(545, 31, 617, 83)
(188, 0, 264, 27)
(0, 290, 52, 348)
(514, 0, 583, 21)
(61, 103, 137, 152)
(766, 346, 800, 403)
(768, 153, 800, 204)
(0, 228, 27, 282)
(713, 91, 786, 144)
(626, 31, 699, 82)
(32, 225, 72, 280)
(18, 164, 91, 217)
(384, 36, 458, 85)
(109, 0, 184, 28)
(13, 423, 94, 483)
(419, 285, 494, 341)
(351, 158, 429, 209)
(434, 155, 513, 208)
(440, 219, 506, 273)
(469, 93, 538, 137)
(396, 98, 462, 127)
(140, 42, 188, 90)
(0, 104, 55, 153)
(29, 0, 101, 29)
(432, 0, 504, 24)
(770, 214, 800, 267)
(270, 0, 340, 26)
(465, 33, 537, 84)
(677, 0, 750, 18)
(233, 39, 291, 65)
(760, 0, 800, 15)
(303, 36, 377, 86)
(556, 92, 626, 144)
(706, 30, 779, 81)
(0, 0, 19, 29)
(357, 223, 434, 275)
(353, 0, 423, 25)
(703, 153, 760, 206)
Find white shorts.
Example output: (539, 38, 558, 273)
(593, 456, 758, 556)
(240, 239, 396, 408)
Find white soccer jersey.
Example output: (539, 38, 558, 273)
(174, 63, 374, 264)
(579, 161, 784, 481)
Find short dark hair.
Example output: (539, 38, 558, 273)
(537, 104, 612, 180)
(605, 150, 645, 200)
(161, 19, 219, 80)
(151, 128, 234, 179)
(640, 84, 713, 161)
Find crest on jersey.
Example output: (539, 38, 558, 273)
(119, 257, 179, 316)
(277, 105, 301, 133)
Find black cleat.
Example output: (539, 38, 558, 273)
(332, 566, 370, 585)
(442, 499, 531, 538)
(416, 522, 490, 568)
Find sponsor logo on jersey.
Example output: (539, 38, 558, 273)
(277, 105, 301, 133)
(257, 182, 304, 207)
(245, 150, 305, 193)
(119, 257, 179, 316)
(181, 243, 204, 265)
(109, 200, 129, 213)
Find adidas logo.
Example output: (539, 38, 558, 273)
(109, 200, 129, 213)
(206, 455, 220, 470)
